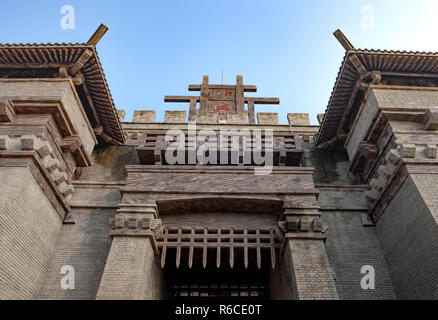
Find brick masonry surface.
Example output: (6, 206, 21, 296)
(286, 240, 339, 300)
(38, 208, 115, 300)
(377, 174, 438, 300)
(323, 212, 396, 299)
(0, 167, 61, 299)
(97, 237, 165, 300)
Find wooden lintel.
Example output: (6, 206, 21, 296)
(69, 49, 94, 75)
(87, 23, 109, 46)
(333, 29, 355, 51)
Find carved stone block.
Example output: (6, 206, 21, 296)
(115, 217, 124, 229)
(425, 108, 438, 130)
(35, 141, 52, 158)
(300, 218, 311, 232)
(257, 112, 279, 125)
(52, 171, 68, 185)
(44, 158, 60, 173)
(288, 113, 310, 126)
(141, 218, 152, 230)
(196, 111, 217, 124)
(0, 99, 15, 122)
(425, 144, 437, 158)
(0, 135, 10, 150)
(20, 135, 37, 150)
(128, 218, 137, 229)
(228, 112, 248, 124)
(399, 144, 416, 158)
(286, 218, 300, 232)
(164, 111, 187, 123)
(133, 110, 156, 123)
(313, 218, 323, 232)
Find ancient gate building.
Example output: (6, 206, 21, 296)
(0, 26, 437, 300)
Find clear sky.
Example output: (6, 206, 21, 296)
(1, 0, 438, 124)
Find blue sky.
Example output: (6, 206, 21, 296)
(1, 0, 438, 124)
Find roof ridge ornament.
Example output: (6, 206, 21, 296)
(87, 23, 109, 46)
(333, 29, 355, 51)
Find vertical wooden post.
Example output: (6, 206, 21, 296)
(236, 75, 244, 113)
(216, 228, 221, 268)
(188, 228, 194, 269)
(200, 76, 209, 112)
(189, 97, 197, 121)
(202, 228, 208, 268)
(176, 227, 182, 268)
(248, 100, 255, 124)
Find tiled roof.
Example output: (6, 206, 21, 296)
(317, 49, 438, 145)
(0, 43, 124, 143)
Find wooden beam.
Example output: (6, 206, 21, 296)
(349, 54, 368, 78)
(245, 97, 280, 105)
(248, 100, 255, 124)
(59, 136, 82, 153)
(164, 96, 200, 103)
(236, 75, 244, 112)
(333, 29, 355, 51)
(189, 84, 257, 92)
(69, 49, 93, 75)
(200, 75, 209, 112)
(78, 72, 102, 126)
(189, 97, 197, 121)
(87, 23, 109, 45)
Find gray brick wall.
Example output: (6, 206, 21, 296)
(323, 211, 396, 299)
(38, 208, 115, 300)
(78, 145, 139, 182)
(0, 167, 62, 299)
(97, 237, 165, 300)
(377, 174, 438, 300)
(286, 239, 339, 300)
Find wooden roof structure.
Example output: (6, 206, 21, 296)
(317, 29, 438, 146)
(0, 24, 125, 143)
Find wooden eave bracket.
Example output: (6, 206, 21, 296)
(333, 29, 355, 51)
(87, 23, 109, 46)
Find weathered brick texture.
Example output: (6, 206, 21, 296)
(285, 239, 339, 300)
(96, 237, 165, 300)
(0, 167, 62, 299)
(377, 174, 438, 300)
(38, 208, 115, 300)
(323, 212, 395, 299)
